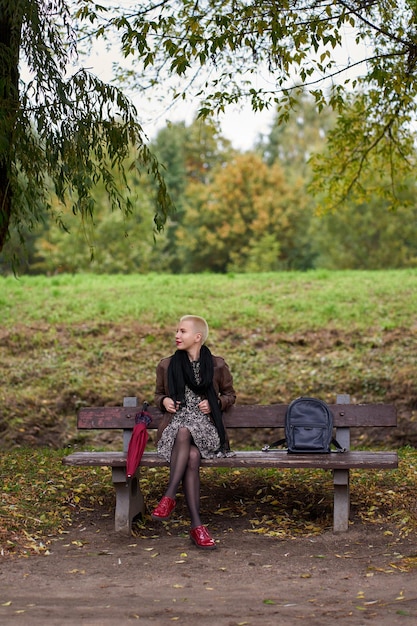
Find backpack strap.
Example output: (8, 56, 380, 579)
(331, 437, 346, 453)
(262, 437, 345, 453)
(261, 438, 286, 452)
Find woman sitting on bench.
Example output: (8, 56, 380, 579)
(151, 315, 236, 549)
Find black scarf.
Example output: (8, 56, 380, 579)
(167, 345, 226, 449)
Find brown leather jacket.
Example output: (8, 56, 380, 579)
(154, 354, 236, 443)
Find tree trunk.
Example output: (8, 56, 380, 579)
(0, 1, 22, 252)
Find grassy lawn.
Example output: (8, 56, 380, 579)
(1, 269, 416, 330)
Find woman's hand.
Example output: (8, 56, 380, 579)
(198, 399, 211, 414)
(163, 397, 181, 413)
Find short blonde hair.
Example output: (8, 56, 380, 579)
(180, 315, 209, 344)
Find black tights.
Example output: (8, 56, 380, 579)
(164, 427, 202, 528)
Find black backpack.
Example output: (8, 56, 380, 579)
(262, 397, 345, 454)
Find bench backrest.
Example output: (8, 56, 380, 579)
(77, 401, 397, 429)
(77, 396, 397, 452)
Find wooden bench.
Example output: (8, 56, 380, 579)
(62, 394, 398, 535)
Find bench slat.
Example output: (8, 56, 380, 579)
(77, 403, 397, 430)
(63, 450, 398, 470)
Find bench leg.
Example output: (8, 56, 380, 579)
(333, 469, 350, 533)
(112, 467, 145, 535)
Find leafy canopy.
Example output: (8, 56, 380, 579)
(0, 0, 172, 256)
(77, 0, 417, 208)
(3, 0, 416, 259)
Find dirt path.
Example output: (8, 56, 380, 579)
(1, 514, 416, 625)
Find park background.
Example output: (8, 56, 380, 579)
(1, 1, 417, 564)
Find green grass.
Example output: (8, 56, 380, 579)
(1, 269, 416, 330)
(1, 270, 416, 450)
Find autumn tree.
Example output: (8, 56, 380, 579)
(149, 118, 234, 272)
(176, 153, 314, 272)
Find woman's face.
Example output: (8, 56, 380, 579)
(175, 320, 200, 352)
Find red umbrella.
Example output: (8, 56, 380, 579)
(126, 402, 152, 479)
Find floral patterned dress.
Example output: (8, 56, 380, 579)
(156, 360, 221, 462)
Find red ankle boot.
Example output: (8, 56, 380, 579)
(151, 496, 176, 520)
(190, 525, 216, 549)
